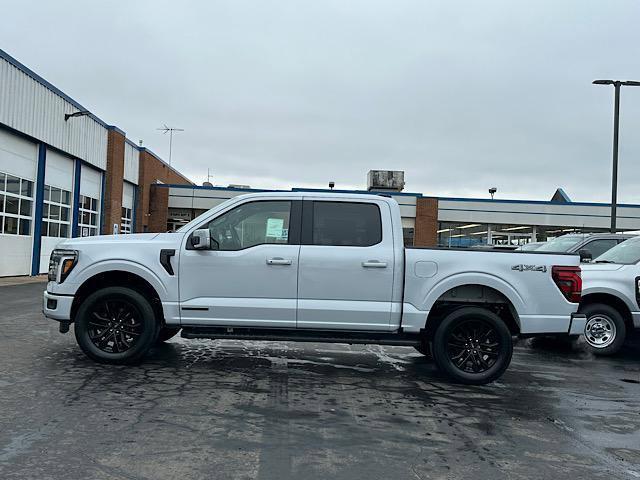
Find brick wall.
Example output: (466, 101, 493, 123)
(148, 185, 169, 233)
(414, 197, 438, 246)
(102, 128, 125, 234)
(136, 149, 192, 232)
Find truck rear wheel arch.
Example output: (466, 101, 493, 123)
(71, 271, 165, 326)
(580, 293, 633, 330)
(424, 284, 520, 338)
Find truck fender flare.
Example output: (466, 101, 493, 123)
(419, 272, 526, 317)
(72, 260, 170, 301)
(581, 286, 636, 313)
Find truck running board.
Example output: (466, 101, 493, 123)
(180, 326, 421, 347)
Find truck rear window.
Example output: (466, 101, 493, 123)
(312, 201, 382, 247)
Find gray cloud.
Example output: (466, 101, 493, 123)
(1, 0, 639, 202)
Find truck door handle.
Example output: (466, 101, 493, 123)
(362, 260, 387, 268)
(266, 257, 292, 266)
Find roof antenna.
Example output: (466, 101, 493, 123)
(156, 124, 184, 165)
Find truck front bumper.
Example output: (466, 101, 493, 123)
(43, 290, 74, 322)
(568, 313, 587, 336)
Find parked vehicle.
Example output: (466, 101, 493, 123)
(516, 242, 545, 252)
(578, 237, 640, 355)
(43, 192, 585, 384)
(536, 233, 634, 262)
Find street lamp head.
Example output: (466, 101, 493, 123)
(593, 79, 614, 85)
(621, 81, 640, 87)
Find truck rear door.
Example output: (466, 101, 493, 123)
(296, 198, 395, 331)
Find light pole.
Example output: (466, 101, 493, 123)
(593, 79, 640, 232)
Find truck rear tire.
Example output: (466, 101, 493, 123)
(431, 307, 513, 385)
(74, 287, 158, 364)
(580, 303, 626, 356)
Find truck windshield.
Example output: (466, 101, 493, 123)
(594, 237, 640, 264)
(536, 235, 585, 252)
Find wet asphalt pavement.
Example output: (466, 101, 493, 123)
(1, 282, 640, 480)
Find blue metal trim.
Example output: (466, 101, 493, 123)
(106, 125, 126, 137)
(100, 172, 106, 235)
(71, 159, 81, 237)
(438, 207, 639, 220)
(132, 184, 138, 233)
(30, 144, 47, 276)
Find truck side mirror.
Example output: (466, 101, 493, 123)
(190, 229, 212, 250)
(579, 249, 592, 263)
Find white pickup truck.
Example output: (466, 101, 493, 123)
(43, 192, 585, 384)
(579, 236, 640, 355)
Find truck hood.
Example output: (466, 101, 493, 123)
(581, 263, 624, 273)
(56, 233, 162, 248)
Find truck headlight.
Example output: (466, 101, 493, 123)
(48, 250, 78, 283)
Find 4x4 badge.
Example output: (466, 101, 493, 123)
(512, 264, 547, 272)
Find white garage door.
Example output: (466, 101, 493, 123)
(121, 181, 134, 234)
(0, 129, 38, 277)
(78, 165, 102, 237)
(39, 149, 75, 273)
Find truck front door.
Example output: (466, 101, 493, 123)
(179, 199, 302, 327)
(297, 199, 395, 331)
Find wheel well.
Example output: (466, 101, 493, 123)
(71, 271, 165, 325)
(580, 293, 633, 329)
(424, 284, 520, 337)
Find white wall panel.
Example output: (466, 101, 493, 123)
(124, 141, 139, 184)
(80, 165, 102, 199)
(0, 57, 107, 169)
(0, 128, 38, 180)
(0, 236, 32, 276)
(45, 149, 74, 191)
(122, 182, 135, 209)
(39, 237, 64, 274)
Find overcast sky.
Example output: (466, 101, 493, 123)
(1, 0, 639, 202)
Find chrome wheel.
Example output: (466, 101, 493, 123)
(584, 314, 617, 349)
(87, 299, 143, 354)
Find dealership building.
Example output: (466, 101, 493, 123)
(3, 48, 640, 278)
(156, 179, 640, 248)
(0, 48, 192, 277)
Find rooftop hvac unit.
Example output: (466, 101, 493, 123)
(367, 170, 405, 192)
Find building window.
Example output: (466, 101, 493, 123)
(78, 195, 99, 237)
(121, 207, 132, 234)
(42, 185, 71, 238)
(0, 171, 33, 236)
(402, 227, 415, 246)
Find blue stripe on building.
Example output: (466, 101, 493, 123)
(71, 159, 81, 237)
(30, 143, 47, 276)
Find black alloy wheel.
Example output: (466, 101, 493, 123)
(432, 307, 513, 385)
(446, 319, 500, 373)
(74, 287, 158, 364)
(87, 298, 143, 354)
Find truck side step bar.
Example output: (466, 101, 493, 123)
(180, 326, 421, 347)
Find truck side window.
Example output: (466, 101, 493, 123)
(583, 239, 617, 259)
(205, 201, 292, 250)
(312, 201, 381, 247)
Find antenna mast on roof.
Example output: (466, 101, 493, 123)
(156, 124, 184, 166)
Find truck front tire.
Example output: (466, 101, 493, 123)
(580, 303, 626, 356)
(74, 287, 158, 364)
(431, 307, 513, 385)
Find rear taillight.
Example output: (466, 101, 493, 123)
(552, 266, 582, 303)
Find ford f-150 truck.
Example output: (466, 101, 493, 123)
(578, 236, 640, 355)
(43, 192, 585, 384)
